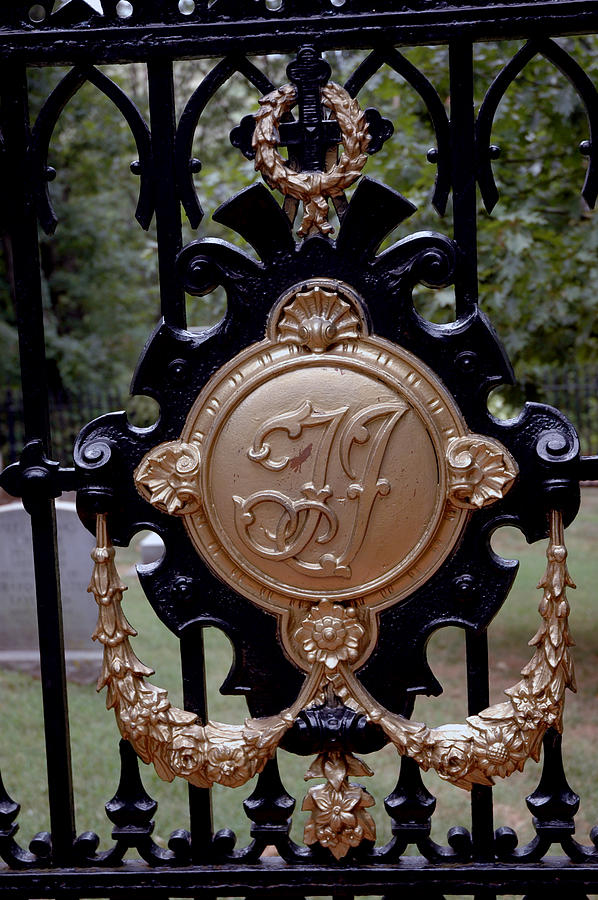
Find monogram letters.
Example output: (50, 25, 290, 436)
(234, 400, 409, 577)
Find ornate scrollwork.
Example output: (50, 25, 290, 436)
(135, 440, 202, 516)
(253, 82, 370, 236)
(106, 279, 578, 857)
(134, 281, 518, 622)
(447, 436, 518, 510)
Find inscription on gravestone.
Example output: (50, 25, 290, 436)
(0, 500, 103, 684)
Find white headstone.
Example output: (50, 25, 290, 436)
(0, 500, 102, 683)
(139, 532, 165, 564)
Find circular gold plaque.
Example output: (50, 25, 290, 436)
(135, 280, 517, 620)
(178, 282, 471, 614)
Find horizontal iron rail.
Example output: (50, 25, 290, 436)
(2, 858, 598, 894)
(2, 5, 598, 64)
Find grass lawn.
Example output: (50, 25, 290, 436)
(2, 489, 598, 857)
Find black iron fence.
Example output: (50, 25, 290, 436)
(0, 388, 125, 467)
(531, 366, 598, 457)
(3, 4, 598, 895)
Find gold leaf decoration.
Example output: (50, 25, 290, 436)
(277, 284, 361, 352)
(134, 440, 202, 516)
(253, 82, 370, 237)
(91, 505, 575, 830)
(302, 750, 376, 859)
(447, 435, 518, 509)
(337, 509, 576, 790)
(90, 514, 323, 790)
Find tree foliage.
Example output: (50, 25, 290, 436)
(1, 41, 597, 405)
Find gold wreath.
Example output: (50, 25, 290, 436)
(90, 510, 575, 799)
(252, 82, 370, 237)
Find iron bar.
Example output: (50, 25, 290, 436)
(465, 629, 494, 865)
(3, 7, 598, 65)
(0, 62, 75, 865)
(449, 38, 478, 316)
(3, 857, 598, 894)
(180, 626, 214, 864)
(147, 59, 185, 329)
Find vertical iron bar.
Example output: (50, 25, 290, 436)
(573, 368, 583, 452)
(449, 38, 478, 317)
(0, 63, 75, 864)
(587, 364, 594, 454)
(149, 54, 211, 864)
(180, 626, 214, 864)
(563, 369, 571, 445)
(147, 60, 186, 329)
(6, 388, 16, 464)
(465, 629, 494, 868)
(452, 32, 494, 877)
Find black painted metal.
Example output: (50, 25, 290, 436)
(1, 2, 598, 896)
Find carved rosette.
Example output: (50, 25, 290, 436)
(294, 599, 365, 671)
(447, 436, 518, 510)
(135, 440, 202, 516)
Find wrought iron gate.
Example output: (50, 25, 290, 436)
(2, 1, 598, 896)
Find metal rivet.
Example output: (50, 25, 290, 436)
(579, 139, 592, 157)
(130, 159, 141, 174)
(171, 576, 194, 601)
(265, 0, 282, 9)
(489, 144, 501, 159)
(28, 4, 47, 22)
(116, 0, 133, 17)
(45, 166, 57, 182)
(330, 0, 345, 6)
(455, 350, 479, 374)
(178, 0, 195, 12)
(426, 147, 438, 163)
(168, 358, 189, 381)
(189, 157, 202, 173)
(454, 574, 475, 601)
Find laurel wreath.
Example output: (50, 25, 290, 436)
(252, 82, 370, 237)
(91, 508, 574, 797)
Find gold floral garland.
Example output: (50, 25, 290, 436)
(252, 82, 370, 237)
(90, 509, 575, 854)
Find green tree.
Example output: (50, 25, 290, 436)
(2, 41, 598, 410)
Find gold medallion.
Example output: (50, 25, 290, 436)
(136, 279, 517, 629)
(93, 278, 574, 840)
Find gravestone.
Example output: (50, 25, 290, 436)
(0, 500, 103, 683)
(139, 532, 164, 564)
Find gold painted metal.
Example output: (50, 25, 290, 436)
(252, 83, 370, 236)
(90, 513, 324, 788)
(302, 750, 376, 859)
(135, 278, 517, 673)
(97, 278, 576, 857)
(323, 508, 576, 790)
(91, 508, 575, 855)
